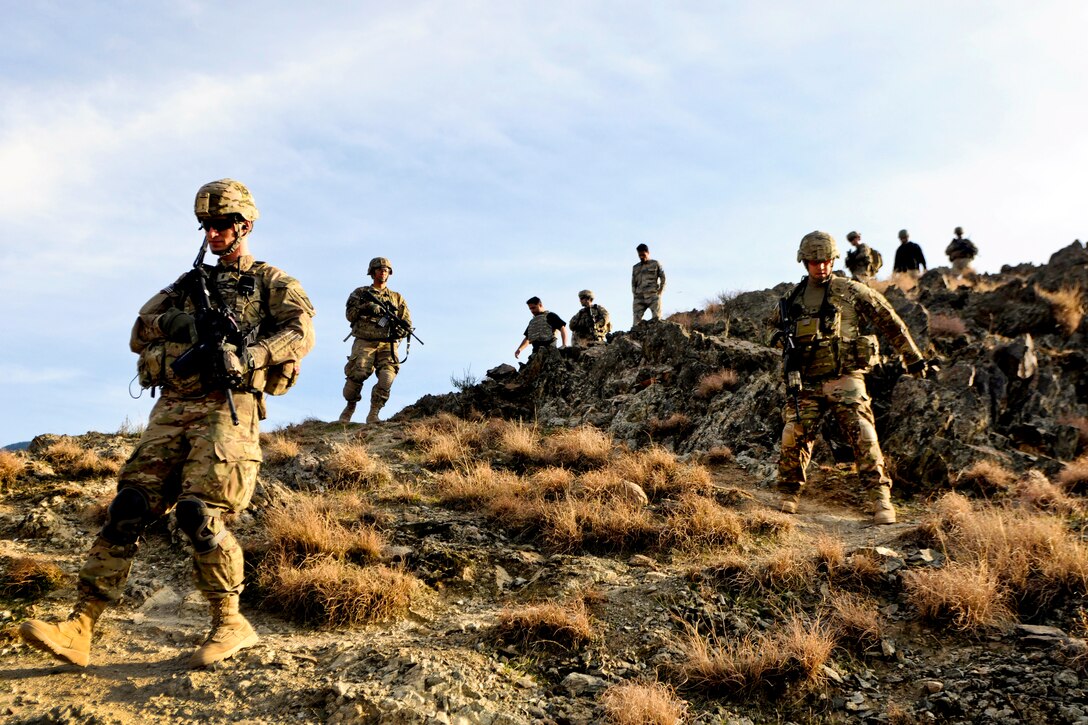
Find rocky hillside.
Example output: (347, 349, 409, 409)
(1, 242, 1087, 725)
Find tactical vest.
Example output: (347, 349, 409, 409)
(349, 286, 407, 341)
(526, 312, 557, 345)
(784, 278, 880, 380)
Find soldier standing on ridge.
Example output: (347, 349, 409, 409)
(945, 226, 978, 278)
(569, 289, 611, 347)
(772, 231, 929, 524)
(20, 179, 316, 668)
(843, 231, 882, 285)
(339, 257, 412, 424)
(632, 243, 666, 326)
(515, 296, 567, 359)
(892, 229, 927, 286)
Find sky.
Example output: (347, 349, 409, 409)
(2, 1, 1087, 446)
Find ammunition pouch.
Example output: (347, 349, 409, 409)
(249, 360, 300, 396)
(850, 335, 880, 372)
(137, 340, 204, 396)
(798, 335, 880, 380)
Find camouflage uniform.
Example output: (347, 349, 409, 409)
(632, 258, 665, 324)
(945, 235, 978, 277)
(844, 243, 881, 284)
(342, 285, 411, 418)
(569, 304, 611, 346)
(83, 255, 316, 603)
(774, 276, 923, 507)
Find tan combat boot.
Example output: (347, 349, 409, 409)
(338, 401, 356, 423)
(365, 405, 381, 425)
(871, 486, 897, 525)
(779, 492, 800, 514)
(190, 594, 258, 668)
(20, 596, 108, 667)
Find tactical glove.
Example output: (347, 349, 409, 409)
(365, 302, 384, 317)
(158, 309, 197, 343)
(223, 344, 269, 381)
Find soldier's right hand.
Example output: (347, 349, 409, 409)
(365, 302, 384, 317)
(158, 309, 197, 344)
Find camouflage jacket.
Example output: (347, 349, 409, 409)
(632, 259, 666, 297)
(770, 276, 923, 380)
(569, 304, 611, 345)
(945, 238, 978, 261)
(845, 244, 881, 278)
(133, 254, 316, 397)
(346, 286, 411, 341)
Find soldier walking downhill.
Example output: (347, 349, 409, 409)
(20, 179, 316, 667)
(339, 257, 412, 424)
(843, 230, 882, 284)
(568, 289, 611, 347)
(945, 226, 978, 278)
(773, 231, 929, 524)
(632, 243, 666, 326)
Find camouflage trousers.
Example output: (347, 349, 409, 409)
(950, 258, 974, 276)
(777, 372, 891, 496)
(632, 294, 661, 325)
(343, 338, 400, 408)
(79, 391, 262, 603)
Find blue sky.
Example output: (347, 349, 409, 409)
(2, 1, 1086, 445)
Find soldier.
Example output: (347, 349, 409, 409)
(20, 179, 316, 667)
(945, 226, 978, 277)
(773, 231, 929, 524)
(843, 230, 882, 284)
(515, 296, 567, 359)
(339, 257, 412, 424)
(892, 228, 927, 285)
(569, 289, 611, 347)
(632, 243, 666, 326)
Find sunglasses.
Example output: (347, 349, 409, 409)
(200, 218, 238, 232)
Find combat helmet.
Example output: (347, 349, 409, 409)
(797, 231, 839, 263)
(954, 226, 964, 236)
(578, 289, 594, 300)
(194, 179, 259, 222)
(846, 230, 860, 242)
(368, 257, 393, 275)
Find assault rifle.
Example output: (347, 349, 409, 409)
(170, 239, 254, 425)
(773, 297, 804, 423)
(343, 288, 423, 362)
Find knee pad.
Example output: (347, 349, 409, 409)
(175, 498, 227, 554)
(101, 487, 153, 546)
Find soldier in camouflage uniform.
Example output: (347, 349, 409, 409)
(632, 243, 666, 326)
(339, 257, 412, 424)
(21, 179, 316, 667)
(945, 227, 978, 278)
(843, 230, 882, 285)
(773, 231, 929, 524)
(569, 289, 611, 347)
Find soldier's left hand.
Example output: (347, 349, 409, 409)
(223, 345, 269, 379)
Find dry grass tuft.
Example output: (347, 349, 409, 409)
(544, 497, 659, 553)
(261, 432, 301, 465)
(611, 448, 713, 500)
(41, 440, 121, 479)
(0, 450, 24, 487)
(496, 420, 541, 461)
(701, 446, 734, 465)
(1058, 455, 1088, 495)
(325, 443, 394, 489)
(679, 614, 835, 696)
(1014, 470, 1082, 514)
(1, 556, 67, 597)
(601, 681, 688, 725)
(664, 494, 744, 550)
(495, 598, 595, 650)
(826, 591, 883, 649)
(1035, 284, 1085, 335)
(264, 496, 385, 563)
(543, 426, 613, 468)
(258, 554, 416, 628)
(928, 313, 968, 338)
(527, 466, 576, 499)
(696, 369, 740, 399)
(813, 535, 846, 573)
(647, 413, 693, 438)
(955, 460, 1016, 497)
(437, 462, 527, 506)
(904, 561, 1014, 632)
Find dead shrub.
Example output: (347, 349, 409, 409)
(601, 680, 688, 725)
(1014, 470, 1082, 514)
(0, 450, 24, 487)
(496, 598, 594, 650)
(928, 313, 968, 339)
(904, 561, 1014, 632)
(955, 460, 1016, 497)
(496, 420, 541, 461)
(41, 440, 121, 479)
(664, 494, 744, 550)
(611, 448, 713, 500)
(418, 431, 468, 468)
(696, 369, 740, 399)
(527, 466, 575, 498)
(813, 535, 845, 573)
(325, 443, 394, 489)
(826, 591, 883, 650)
(259, 554, 416, 627)
(1035, 284, 1085, 335)
(1, 556, 66, 597)
(261, 432, 300, 465)
(701, 446, 734, 465)
(679, 614, 835, 696)
(741, 509, 795, 539)
(647, 413, 693, 438)
(437, 462, 526, 507)
(1058, 456, 1088, 495)
(264, 496, 385, 563)
(544, 497, 659, 553)
(544, 426, 613, 468)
